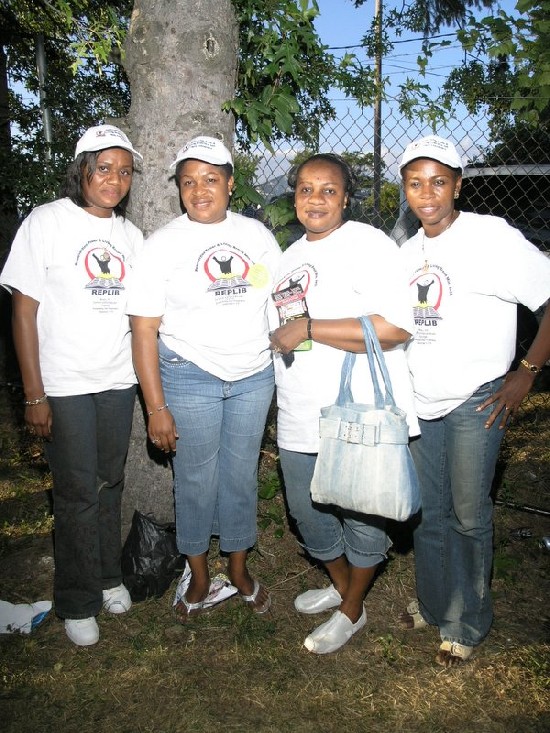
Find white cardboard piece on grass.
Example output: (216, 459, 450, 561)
(0, 600, 52, 634)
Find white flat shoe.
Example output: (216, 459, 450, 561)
(303, 608, 367, 654)
(102, 584, 132, 615)
(294, 585, 342, 614)
(65, 617, 99, 646)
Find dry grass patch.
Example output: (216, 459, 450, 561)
(1, 384, 549, 733)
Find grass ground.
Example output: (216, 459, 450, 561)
(1, 383, 549, 733)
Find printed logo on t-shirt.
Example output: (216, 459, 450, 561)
(273, 267, 315, 299)
(198, 243, 268, 305)
(409, 263, 452, 344)
(272, 268, 314, 325)
(77, 238, 128, 313)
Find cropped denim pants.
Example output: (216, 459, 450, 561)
(159, 356, 274, 557)
(410, 378, 505, 647)
(279, 448, 391, 568)
(45, 386, 136, 620)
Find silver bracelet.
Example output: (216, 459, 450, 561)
(147, 403, 169, 416)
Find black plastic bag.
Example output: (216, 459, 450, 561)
(122, 511, 185, 602)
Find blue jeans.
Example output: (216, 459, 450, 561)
(410, 378, 505, 647)
(159, 356, 274, 556)
(278, 448, 391, 568)
(45, 387, 136, 619)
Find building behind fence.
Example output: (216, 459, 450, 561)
(251, 102, 550, 507)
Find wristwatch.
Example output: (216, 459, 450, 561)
(520, 358, 542, 374)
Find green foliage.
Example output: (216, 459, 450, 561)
(231, 152, 264, 212)
(226, 0, 374, 150)
(4, 1, 130, 71)
(4, 0, 374, 220)
(471, 0, 550, 125)
(3, 1, 132, 217)
(258, 468, 281, 501)
(264, 196, 300, 249)
(355, 0, 493, 35)
(436, 1, 550, 130)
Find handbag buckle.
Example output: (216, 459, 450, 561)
(339, 420, 377, 446)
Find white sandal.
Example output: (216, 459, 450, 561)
(436, 640, 474, 667)
(174, 594, 204, 624)
(240, 580, 271, 614)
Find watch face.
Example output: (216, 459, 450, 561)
(521, 359, 539, 373)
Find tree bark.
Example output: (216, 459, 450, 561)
(120, 0, 238, 533)
(123, 0, 238, 235)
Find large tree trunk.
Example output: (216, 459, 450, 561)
(120, 0, 239, 533)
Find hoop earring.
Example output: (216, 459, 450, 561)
(454, 191, 460, 199)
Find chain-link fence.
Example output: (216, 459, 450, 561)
(250, 102, 550, 508)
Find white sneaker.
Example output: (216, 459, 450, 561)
(294, 585, 342, 614)
(304, 608, 367, 654)
(102, 584, 132, 614)
(65, 617, 99, 646)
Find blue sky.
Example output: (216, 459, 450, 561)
(314, 0, 519, 92)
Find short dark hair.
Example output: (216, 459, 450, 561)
(60, 150, 132, 217)
(175, 159, 234, 182)
(288, 153, 358, 196)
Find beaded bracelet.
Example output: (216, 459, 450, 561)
(23, 394, 48, 406)
(307, 318, 313, 341)
(147, 403, 169, 416)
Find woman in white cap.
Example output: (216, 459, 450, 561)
(128, 136, 281, 622)
(398, 135, 550, 666)
(0, 124, 144, 646)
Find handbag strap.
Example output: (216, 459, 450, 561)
(336, 315, 397, 409)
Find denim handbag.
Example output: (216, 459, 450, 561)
(310, 316, 420, 521)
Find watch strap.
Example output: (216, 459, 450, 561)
(520, 358, 541, 374)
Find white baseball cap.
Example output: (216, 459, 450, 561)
(74, 124, 142, 160)
(171, 136, 233, 169)
(399, 135, 463, 174)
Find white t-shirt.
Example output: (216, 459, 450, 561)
(271, 220, 419, 453)
(0, 198, 143, 396)
(399, 211, 550, 419)
(126, 211, 282, 381)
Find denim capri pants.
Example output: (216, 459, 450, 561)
(279, 447, 391, 568)
(160, 353, 274, 556)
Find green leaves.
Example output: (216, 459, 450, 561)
(227, 0, 367, 148)
(453, 1, 550, 126)
(5, 1, 132, 217)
